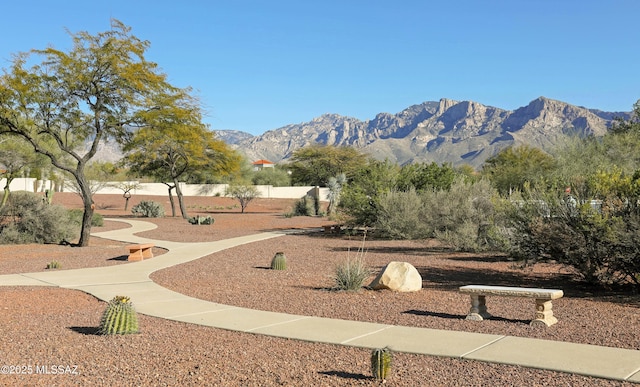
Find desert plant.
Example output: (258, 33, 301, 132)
(99, 295, 139, 335)
(46, 260, 61, 269)
(422, 177, 502, 251)
(370, 347, 392, 380)
(293, 195, 316, 216)
(67, 208, 104, 227)
(332, 235, 372, 291)
(0, 191, 77, 244)
(270, 252, 287, 270)
(375, 188, 430, 239)
(188, 215, 215, 225)
(225, 182, 260, 213)
(131, 200, 165, 218)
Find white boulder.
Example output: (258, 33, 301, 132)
(369, 261, 422, 292)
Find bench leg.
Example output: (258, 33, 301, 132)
(466, 295, 492, 321)
(140, 247, 154, 259)
(128, 250, 144, 262)
(530, 299, 558, 327)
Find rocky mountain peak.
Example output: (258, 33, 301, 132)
(225, 97, 627, 169)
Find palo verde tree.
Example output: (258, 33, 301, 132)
(482, 145, 557, 195)
(123, 99, 241, 218)
(0, 20, 187, 246)
(288, 144, 368, 186)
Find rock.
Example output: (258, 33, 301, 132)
(369, 261, 422, 292)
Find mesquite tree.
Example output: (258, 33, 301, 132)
(0, 20, 193, 246)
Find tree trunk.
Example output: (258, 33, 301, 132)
(77, 177, 94, 247)
(166, 184, 177, 217)
(174, 179, 188, 219)
(1, 181, 11, 207)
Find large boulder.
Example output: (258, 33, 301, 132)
(369, 261, 422, 292)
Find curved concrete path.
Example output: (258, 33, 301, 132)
(1, 218, 640, 383)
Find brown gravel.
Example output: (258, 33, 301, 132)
(0, 193, 638, 386)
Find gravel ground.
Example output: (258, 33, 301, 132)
(0, 193, 638, 386)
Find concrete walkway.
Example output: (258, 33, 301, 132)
(1, 218, 640, 383)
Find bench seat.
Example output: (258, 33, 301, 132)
(459, 285, 563, 327)
(126, 243, 154, 262)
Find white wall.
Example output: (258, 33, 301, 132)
(2, 178, 329, 200)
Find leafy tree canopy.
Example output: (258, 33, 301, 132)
(482, 145, 556, 195)
(0, 19, 201, 245)
(288, 145, 368, 186)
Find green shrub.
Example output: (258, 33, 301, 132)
(375, 188, 430, 239)
(131, 201, 165, 217)
(0, 192, 77, 244)
(67, 208, 104, 227)
(504, 188, 640, 287)
(422, 178, 503, 251)
(293, 195, 316, 216)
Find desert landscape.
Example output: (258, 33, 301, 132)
(1, 193, 638, 386)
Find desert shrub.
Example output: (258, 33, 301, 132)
(340, 159, 398, 226)
(0, 191, 77, 244)
(67, 208, 104, 227)
(292, 195, 316, 216)
(375, 188, 430, 239)
(131, 200, 165, 217)
(225, 183, 260, 213)
(504, 187, 640, 287)
(422, 178, 503, 251)
(252, 167, 291, 187)
(332, 237, 372, 291)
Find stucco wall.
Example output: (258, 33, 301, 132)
(3, 178, 329, 200)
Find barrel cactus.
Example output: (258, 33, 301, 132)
(99, 295, 139, 335)
(270, 252, 287, 270)
(371, 347, 392, 380)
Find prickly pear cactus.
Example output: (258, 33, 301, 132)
(99, 295, 139, 335)
(270, 252, 287, 270)
(371, 347, 392, 380)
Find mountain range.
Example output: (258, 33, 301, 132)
(215, 97, 632, 169)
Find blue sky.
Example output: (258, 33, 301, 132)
(1, 1, 638, 135)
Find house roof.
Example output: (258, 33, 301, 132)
(252, 159, 274, 165)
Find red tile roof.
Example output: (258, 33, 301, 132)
(252, 159, 274, 165)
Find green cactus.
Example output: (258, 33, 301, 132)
(371, 347, 392, 380)
(270, 252, 287, 270)
(46, 260, 61, 269)
(99, 295, 139, 335)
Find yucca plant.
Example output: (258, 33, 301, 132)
(332, 234, 371, 291)
(371, 347, 392, 380)
(99, 295, 139, 335)
(270, 252, 287, 270)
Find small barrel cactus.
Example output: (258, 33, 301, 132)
(371, 347, 392, 380)
(46, 260, 61, 269)
(270, 252, 287, 270)
(99, 295, 139, 335)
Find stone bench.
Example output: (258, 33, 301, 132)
(459, 285, 563, 327)
(126, 243, 154, 262)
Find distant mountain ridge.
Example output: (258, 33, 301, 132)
(215, 97, 632, 168)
